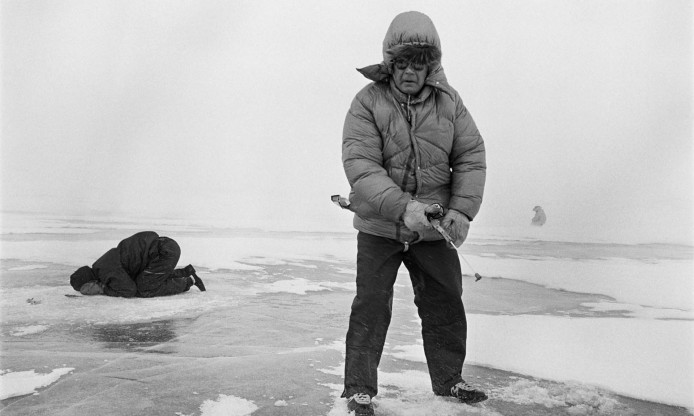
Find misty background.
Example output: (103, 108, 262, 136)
(2, 0, 692, 245)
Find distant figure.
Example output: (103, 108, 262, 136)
(69, 231, 206, 298)
(531, 206, 546, 226)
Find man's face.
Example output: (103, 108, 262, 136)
(392, 60, 428, 96)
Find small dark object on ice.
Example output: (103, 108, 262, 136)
(475, 273, 482, 281)
(26, 298, 41, 305)
(65, 294, 80, 298)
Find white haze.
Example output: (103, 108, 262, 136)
(1, 0, 692, 245)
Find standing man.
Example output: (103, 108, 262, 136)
(340, 11, 487, 414)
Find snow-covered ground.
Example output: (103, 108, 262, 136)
(1, 213, 692, 415)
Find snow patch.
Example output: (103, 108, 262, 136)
(10, 324, 49, 336)
(468, 314, 694, 408)
(0, 285, 225, 325)
(242, 257, 287, 266)
(388, 342, 426, 363)
(326, 369, 503, 416)
(7, 264, 47, 271)
(0, 367, 74, 400)
(255, 278, 352, 295)
(468, 255, 693, 313)
(199, 394, 258, 416)
(494, 378, 623, 415)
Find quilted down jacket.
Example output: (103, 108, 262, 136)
(342, 11, 486, 243)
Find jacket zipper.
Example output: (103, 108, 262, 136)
(407, 95, 422, 198)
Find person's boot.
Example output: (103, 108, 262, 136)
(346, 393, 374, 416)
(450, 380, 488, 404)
(191, 272, 206, 291)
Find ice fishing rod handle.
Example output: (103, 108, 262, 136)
(426, 203, 445, 221)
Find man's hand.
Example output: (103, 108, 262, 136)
(403, 200, 439, 232)
(440, 209, 470, 248)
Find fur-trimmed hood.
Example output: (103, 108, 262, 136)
(357, 11, 453, 98)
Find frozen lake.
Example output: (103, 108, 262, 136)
(1, 213, 692, 415)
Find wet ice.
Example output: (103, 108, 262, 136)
(1, 213, 692, 415)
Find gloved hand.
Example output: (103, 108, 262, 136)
(79, 280, 104, 296)
(440, 209, 470, 248)
(403, 200, 438, 232)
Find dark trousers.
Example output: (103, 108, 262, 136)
(136, 237, 192, 298)
(343, 232, 467, 398)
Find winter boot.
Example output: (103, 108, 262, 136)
(191, 272, 206, 291)
(450, 380, 488, 404)
(346, 393, 374, 416)
(183, 264, 196, 276)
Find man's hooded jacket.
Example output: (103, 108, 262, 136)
(342, 11, 486, 243)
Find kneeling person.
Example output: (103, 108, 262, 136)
(70, 231, 206, 298)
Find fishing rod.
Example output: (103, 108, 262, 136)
(427, 204, 482, 281)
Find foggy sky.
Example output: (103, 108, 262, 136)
(2, 0, 692, 244)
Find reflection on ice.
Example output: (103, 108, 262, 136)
(85, 320, 179, 353)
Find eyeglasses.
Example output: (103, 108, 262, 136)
(394, 60, 426, 71)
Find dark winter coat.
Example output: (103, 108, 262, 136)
(90, 231, 189, 297)
(86, 231, 157, 297)
(342, 11, 486, 243)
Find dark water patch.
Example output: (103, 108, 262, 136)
(80, 320, 181, 353)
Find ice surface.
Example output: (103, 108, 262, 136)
(1, 214, 693, 414)
(2, 285, 219, 325)
(468, 315, 693, 408)
(385, 313, 694, 408)
(493, 378, 622, 414)
(259, 278, 354, 295)
(580, 301, 694, 320)
(467, 255, 693, 315)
